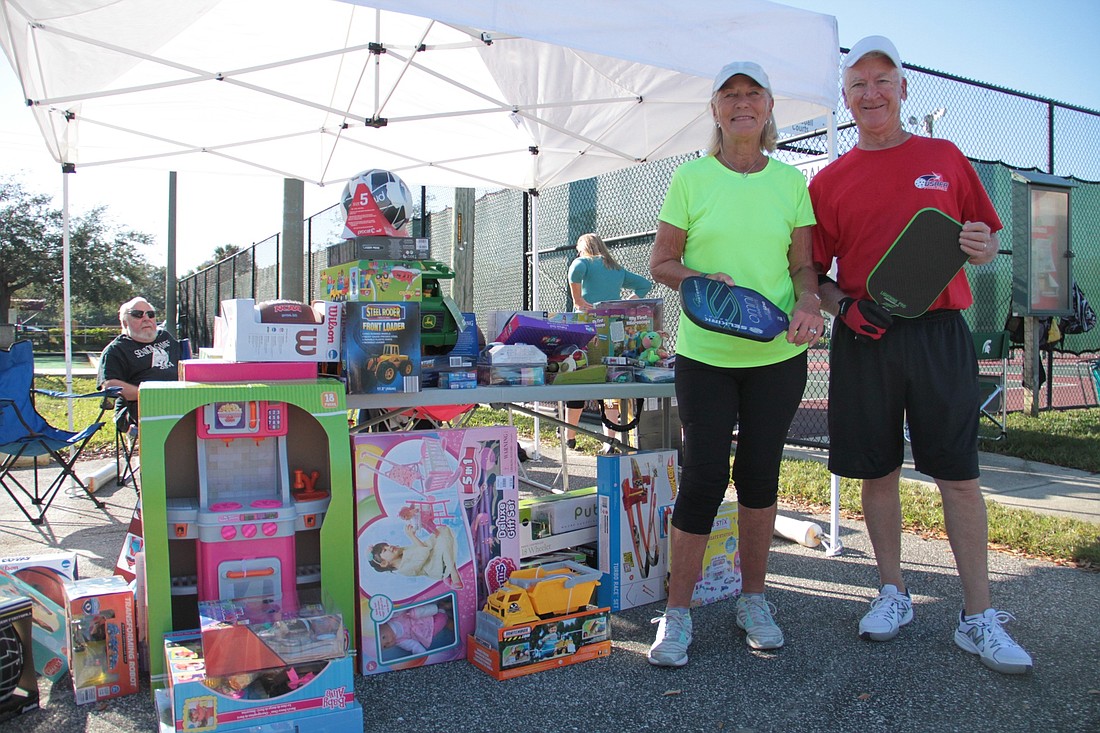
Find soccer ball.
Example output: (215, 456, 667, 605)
(341, 168, 413, 233)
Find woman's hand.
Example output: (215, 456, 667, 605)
(787, 292, 825, 346)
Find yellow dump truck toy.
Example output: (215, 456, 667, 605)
(482, 560, 601, 626)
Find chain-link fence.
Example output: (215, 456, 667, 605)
(178, 51, 1100, 442)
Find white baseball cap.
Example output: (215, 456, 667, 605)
(712, 61, 772, 94)
(844, 35, 905, 78)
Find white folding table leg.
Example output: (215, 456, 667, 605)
(822, 472, 844, 556)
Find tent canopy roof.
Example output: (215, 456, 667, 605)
(1, 0, 838, 191)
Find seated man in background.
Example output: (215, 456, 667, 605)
(98, 296, 181, 429)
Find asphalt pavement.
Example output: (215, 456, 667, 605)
(1, 446, 1097, 733)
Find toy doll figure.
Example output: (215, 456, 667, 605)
(369, 523, 464, 589)
(377, 603, 452, 655)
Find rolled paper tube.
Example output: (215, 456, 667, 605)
(773, 514, 823, 548)
(83, 462, 118, 494)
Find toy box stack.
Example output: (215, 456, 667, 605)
(212, 299, 343, 363)
(0, 595, 38, 724)
(596, 450, 679, 611)
(353, 426, 520, 675)
(63, 575, 139, 704)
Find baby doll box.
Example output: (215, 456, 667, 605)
(0, 596, 38, 724)
(163, 630, 360, 732)
(63, 575, 139, 704)
(213, 299, 343, 363)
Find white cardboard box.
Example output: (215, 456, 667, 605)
(213, 299, 343, 362)
(519, 487, 598, 558)
(596, 450, 678, 611)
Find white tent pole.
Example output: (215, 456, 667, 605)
(530, 190, 542, 459)
(823, 109, 843, 556)
(62, 169, 74, 431)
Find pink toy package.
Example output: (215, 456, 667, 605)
(352, 426, 520, 675)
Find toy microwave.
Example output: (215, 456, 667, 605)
(198, 401, 288, 439)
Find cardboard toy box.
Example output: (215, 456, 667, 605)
(477, 343, 547, 387)
(0, 551, 79, 602)
(519, 487, 598, 558)
(179, 360, 318, 383)
(467, 605, 611, 680)
(0, 596, 38, 724)
(63, 576, 139, 704)
(497, 314, 596, 355)
(327, 235, 432, 264)
(343, 301, 421, 395)
(596, 450, 679, 611)
(0, 569, 68, 681)
(213, 299, 343, 363)
(485, 310, 546, 342)
(579, 298, 664, 363)
(352, 427, 520, 675)
(320, 259, 425, 303)
(669, 501, 741, 607)
(137, 380, 358, 687)
(162, 630, 360, 732)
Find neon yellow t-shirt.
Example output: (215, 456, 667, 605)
(659, 155, 815, 368)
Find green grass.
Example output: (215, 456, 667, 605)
(37, 383, 1100, 567)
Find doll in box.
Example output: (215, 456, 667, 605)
(369, 523, 464, 589)
(378, 601, 455, 658)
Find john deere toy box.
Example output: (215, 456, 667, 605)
(162, 629, 360, 732)
(0, 596, 38, 724)
(596, 450, 678, 611)
(352, 426, 520, 675)
(343, 301, 421, 395)
(213, 299, 343, 363)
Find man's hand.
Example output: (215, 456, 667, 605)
(838, 298, 893, 341)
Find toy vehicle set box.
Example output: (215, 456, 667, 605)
(63, 575, 139, 704)
(161, 629, 360, 732)
(353, 426, 520, 675)
(668, 501, 741, 607)
(596, 450, 679, 611)
(0, 596, 38, 724)
(213, 299, 343, 363)
(468, 561, 610, 680)
(343, 301, 421, 395)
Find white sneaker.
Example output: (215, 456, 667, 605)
(954, 608, 1033, 674)
(648, 608, 692, 667)
(735, 594, 784, 650)
(859, 584, 913, 641)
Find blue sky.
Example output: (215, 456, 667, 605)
(1, 0, 1097, 273)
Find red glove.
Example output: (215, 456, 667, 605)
(838, 298, 893, 341)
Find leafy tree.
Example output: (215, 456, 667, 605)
(183, 243, 243, 277)
(0, 176, 161, 326)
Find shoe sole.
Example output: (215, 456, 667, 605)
(647, 653, 688, 667)
(953, 632, 1032, 675)
(859, 610, 914, 642)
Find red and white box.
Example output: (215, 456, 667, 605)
(213, 299, 343, 363)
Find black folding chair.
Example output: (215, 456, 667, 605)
(103, 397, 140, 493)
(973, 330, 1011, 442)
(0, 340, 120, 525)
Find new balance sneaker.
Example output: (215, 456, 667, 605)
(735, 594, 784, 650)
(954, 608, 1033, 674)
(859, 584, 913, 641)
(648, 608, 692, 667)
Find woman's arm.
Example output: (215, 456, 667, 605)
(570, 281, 591, 311)
(650, 221, 725, 288)
(786, 225, 825, 345)
(622, 270, 653, 299)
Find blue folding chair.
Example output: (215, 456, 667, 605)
(0, 340, 120, 525)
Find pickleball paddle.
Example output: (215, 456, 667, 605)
(679, 276, 790, 342)
(865, 208, 966, 318)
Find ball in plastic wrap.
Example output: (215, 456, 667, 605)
(341, 169, 413, 234)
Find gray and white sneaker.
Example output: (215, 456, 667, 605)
(954, 608, 1032, 674)
(859, 584, 914, 641)
(735, 594, 784, 650)
(648, 608, 692, 667)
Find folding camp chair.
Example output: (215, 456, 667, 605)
(973, 330, 1011, 442)
(105, 399, 140, 493)
(0, 340, 120, 525)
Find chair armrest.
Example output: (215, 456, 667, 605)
(35, 386, 122, 401)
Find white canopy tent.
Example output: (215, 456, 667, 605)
(1, 0, 843, 546)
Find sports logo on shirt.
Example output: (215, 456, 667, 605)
(914, 172, 949, 191)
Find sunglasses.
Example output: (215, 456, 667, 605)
(128, 310, 157, 319)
